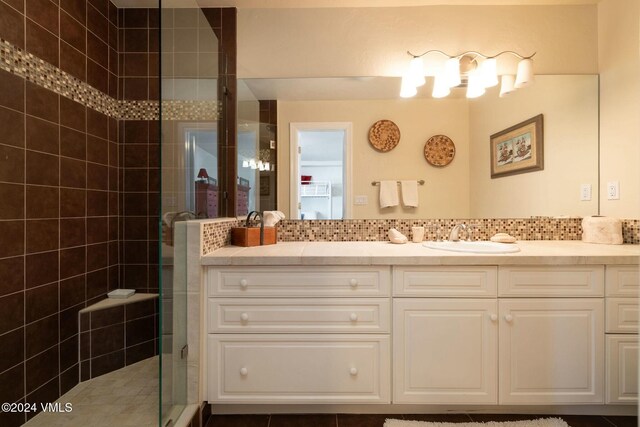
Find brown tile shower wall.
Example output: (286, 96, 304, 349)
(0, 1, 120, 425)
(118, 8, 160, 294)
(79, 297, 158, 381)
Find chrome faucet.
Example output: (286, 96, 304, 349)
(448, 223, 467, 242)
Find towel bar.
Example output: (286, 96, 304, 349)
(371, 180, 425, 186)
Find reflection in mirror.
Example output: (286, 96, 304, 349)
(238, 80, 278, 216)
(238, 74, 599, 219)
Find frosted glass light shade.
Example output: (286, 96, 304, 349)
(444, 57, 461, 88)
(408, 57, 426, 87)
(432, 71, 450, 98)
(466, 70, 485, 98)
(400, 72, 417, 98)
(515, 58, 535, 88)
(480, 58, 498, 88)
(499, 74, 516, 97)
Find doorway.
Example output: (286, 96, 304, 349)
(290, 122, 352, 219)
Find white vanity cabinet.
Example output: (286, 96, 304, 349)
(497, 265, 606, 404)
(393, 299, 498, 404)
(605, 265, 639, 404)
(206, 266, 392, 404)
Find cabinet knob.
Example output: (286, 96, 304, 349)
(349, 313, 358, 322)
(349, 367, 358, 376)
(240, 313, 249, 322)
(349, 279, 358, 288)
(489, 314, 498, 322)
(239, 279, 248, 289)
(504, 314, 514, 323)
(239, 367, 248, 376)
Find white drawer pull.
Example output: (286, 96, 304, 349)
(239, 367, 248, 376)
(489, 314, 498, 322)
(239, 279, 248, 289)
(349, 367, 358, 376)
(504, 314, 514, 323)
(240, 313, 249, 322)
(349, 279, 358, 288)
(349, 313, 358, 322)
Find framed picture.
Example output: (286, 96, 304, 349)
(490, 114, 544, 178)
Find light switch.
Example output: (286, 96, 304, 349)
(580, 184, 591, 201)
(354, 195, 368, 205)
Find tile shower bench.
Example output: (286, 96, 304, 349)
(79, 293, 159, 381)
(201, 241, 639, 415)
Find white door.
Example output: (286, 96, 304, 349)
(290, 122, 352, 220)
(606, 335, 639, 404)
(393, 299, 498, 404)
(499, 298, 604, 404)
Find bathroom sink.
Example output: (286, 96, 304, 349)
(422, 240, 520, 254)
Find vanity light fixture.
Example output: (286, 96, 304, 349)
(400, 50, 536, 99)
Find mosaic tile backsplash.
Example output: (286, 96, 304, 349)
(201, 218, 640, 255)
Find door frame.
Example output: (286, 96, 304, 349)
(289, 122, 353, 219)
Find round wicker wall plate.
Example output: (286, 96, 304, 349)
(424, 134, 455, 167)
(368, 120, 401, 152)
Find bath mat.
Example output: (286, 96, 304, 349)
(384, 418, 569, 427)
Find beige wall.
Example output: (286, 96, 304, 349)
(468, 75, 599, 218)
(598, 0, 640, 218)
(238, 5, 598, 78)
(278, 99, 470, 219)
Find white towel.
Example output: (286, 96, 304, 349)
(379, 181, 399, 208)
(400, 180, 419, 208)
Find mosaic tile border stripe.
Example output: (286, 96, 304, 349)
(201, 218, 639, 255)
(0, 38, 221, 121)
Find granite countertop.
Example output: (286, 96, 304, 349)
(201, 240, 640, 266)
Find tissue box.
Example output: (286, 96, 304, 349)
(581, 216, 623, 245)
(231, 226, 277, 247)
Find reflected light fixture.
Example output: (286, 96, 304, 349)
(400, 50, 536, 99)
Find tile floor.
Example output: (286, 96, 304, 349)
(24, 357, 158, 427)
(204, 413, 638, 427)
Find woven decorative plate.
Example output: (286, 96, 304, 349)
(424, 135, 455, 167)
(368, 120, 401, 152)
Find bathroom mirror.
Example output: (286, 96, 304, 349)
(238, 74, 600, 219)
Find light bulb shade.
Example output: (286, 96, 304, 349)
(408, 57, 426, 87)
(499, 74, 516, 97)
(466, 70, 485, 98)
(432, 71, 451, 98)
(400, 72, 417, 98)
(480, 58, 498, 88)
(242, 160, 249, 168)
(249, 159, 257, 169)
(444, 57, 461, 88)
(197, 168, 209, 179)
(515, 58, 534, 88)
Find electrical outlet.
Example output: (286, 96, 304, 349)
(354, 195, 368, 205)
(607, 181, 620, 200)
(580, 184, 591, 201)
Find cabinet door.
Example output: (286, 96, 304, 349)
(499, 299, 604, 404)
(606, 335, 639, 404)
(393, 299, 498, 404)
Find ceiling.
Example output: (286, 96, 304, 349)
(113, 0, 599, 8)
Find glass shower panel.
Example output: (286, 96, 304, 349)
(160, 2, 221, 426)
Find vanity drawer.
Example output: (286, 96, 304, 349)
(208, 298, 390, 333)
(606, 266, 639, 297)
(207, 334, 390, 403)
(393, 266, 497, 297)
(207, 266, 390, 297)
(606, 298, 639, 333)
(498, 265, 604, 297)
